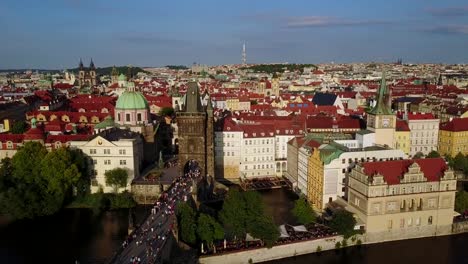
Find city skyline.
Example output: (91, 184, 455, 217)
(1, 0, 468, 69)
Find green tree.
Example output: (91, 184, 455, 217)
(177, 203, 197, 245)
(248, 215, 279, 248)
(328, 210, 357, 238)
(0, 142, 87, 219)
(219, 189, 247, 238)
(413, 152, 424, 159)
(454, 152, 467, 171)
(159, 107, 175, 117)
(197, 213, 225, 253)
(426, 150, 441, 158)
(455, 191, 468, 213)
(10, 120, 27, 134)
(105, 168, 128, 193)
(292, 197, 317, 224)
(40, 147, 82, 214)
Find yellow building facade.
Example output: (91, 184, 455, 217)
(439, 118, 468, 157)
(394, 120, 410, 155)
(307, 147, 324, 210)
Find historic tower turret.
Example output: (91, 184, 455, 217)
(176, 82, 215, 178)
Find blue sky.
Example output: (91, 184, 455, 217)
(1, 0, 468, 68)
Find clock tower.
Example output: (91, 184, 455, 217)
(367, 72, 396, 147)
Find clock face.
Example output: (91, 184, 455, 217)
(382, 118, 390, 128)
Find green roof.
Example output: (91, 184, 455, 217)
(95, 116, 115, 129)
(319, 144, 344, 165)
(116, 91, 149, 110)
(118, 73, 127, 81)
(368, 72, 393, 115)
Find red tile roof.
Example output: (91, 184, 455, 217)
(406, 112, 436, 120)
(440, 118, 468, 132)
(362, 158, 448, 185)
(396, 120, 410, 132)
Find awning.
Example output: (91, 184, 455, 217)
(279, 225, 290, 238)
(245, 233, 261, 241)
(292, 225, 308, 232)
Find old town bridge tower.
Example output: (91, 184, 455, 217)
(176, 82, 215, 178)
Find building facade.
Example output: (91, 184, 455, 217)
(347, 158, 456, 242)
(406, 113, 440, 157)
(394, 120, 410, 155)
(439, 118, 468, 157)
(70, 130, 144, 193)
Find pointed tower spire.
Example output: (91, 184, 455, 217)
(368, 71, 392, 115)
(90, 58, 95, 69)
(79, 58, 84, 69)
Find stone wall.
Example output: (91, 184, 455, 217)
(199, 236, 343, 264)
(365, 224, 452, 243)
(452, 221, 468, 234)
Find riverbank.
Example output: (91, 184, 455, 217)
(67, 192, 136, 210)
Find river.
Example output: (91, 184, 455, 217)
(1, 190, 468, 264)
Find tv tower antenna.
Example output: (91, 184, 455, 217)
(242, 42, 246, 65)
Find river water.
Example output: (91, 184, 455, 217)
(1, 190, 468, 264)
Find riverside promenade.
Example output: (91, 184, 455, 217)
(108, 161, 201, 264)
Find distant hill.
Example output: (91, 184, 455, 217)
(241, 64, 317, 74)
(68, 66, 149, 76)
(0, 66, 149, 75)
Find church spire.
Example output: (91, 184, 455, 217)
(79, 58, 84, 70)
(368, 72, 392, 115)
(89, 58, 95, 69)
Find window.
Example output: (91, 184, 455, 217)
(428, 216, 433, 225)
(90, 149, 96, 154)
(387, 220, 393, 229)
(104, 160, 111, 165)
(428, 199, 436, 208)
(119, 149, 126, 155)
(126, 113, 131, 122)
(104, 149, 110, 154)
(92, 159, 97, 165)
(387, 202, 396, 211)
(400, 219, 405, 228)
(416, 217, 421, 226)
(120, 160, 126, 165)
(354, 197, 360, 206)
(407, 218, 413, 227)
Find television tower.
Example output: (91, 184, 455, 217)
(242, 42, 246, 65)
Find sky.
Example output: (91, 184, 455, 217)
(1, 0, 468, 69)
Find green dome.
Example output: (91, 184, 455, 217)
(116, 91, 149, 110)
(118, 74, 127, 81)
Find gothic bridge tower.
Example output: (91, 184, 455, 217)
(176, 82, 215, 178)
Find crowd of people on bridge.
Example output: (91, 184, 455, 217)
(116, 160, 201, 264)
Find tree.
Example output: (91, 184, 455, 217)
(292, 197, 317, 225)
(219, 189, 248, 238)
(197, 213, 224, 253)
(10, 120, 27, 134)
(0, 142, 87, 219)
(455, 191, 468, 213)
(40, 147, 82, 214)
(328, 210, 357, 238)
(159, 107, 175, 117)
(105, 168, 128, 193)
(454, 152, 467, 172)
(413, 152, 424, 159)
(248, 215, 279, 248)
(177, 203, 197, 245)
(426, 150, 441, 158)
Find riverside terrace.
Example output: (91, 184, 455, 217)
(201, 223, 337, 256)
(108, 160, 202, 264)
